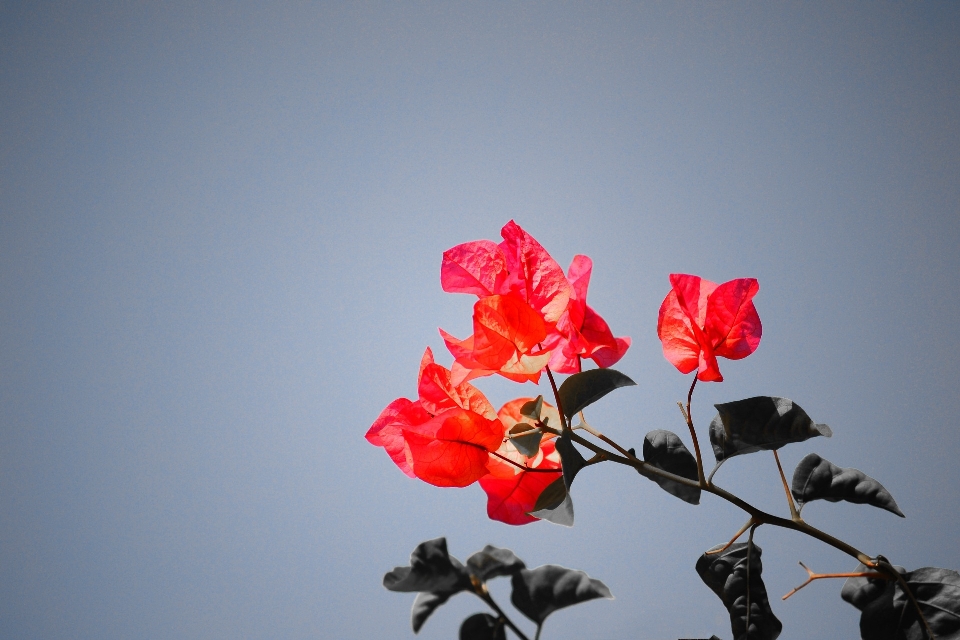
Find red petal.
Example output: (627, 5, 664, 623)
(704, 278, 761, 360)
(441, 240, 507, 296)
(669, 274, 718, 329)
(365, 398, 431, 478)
(418, 361, 497, 420)
(472, 294, 548, 370)
(403, 409, 504, 487)
(566, 255, 592, 312)
(657, 289, 700, 374)
(479, 440, 562, 525)
(498, 221, 572, 324)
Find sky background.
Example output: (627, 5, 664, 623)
(2, 2, 959, 639)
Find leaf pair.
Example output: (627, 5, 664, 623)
(842, 563, 960, 640)
(523, 368, 637, 527)
(384, 538, 612, 637)
(385, 538, 526, 633)
(696, 543, 782, 640)
(528, 430, 585, 527)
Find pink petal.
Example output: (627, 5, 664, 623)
(498, 221, 572, 324)
(365, 398, 431, 478)
(657, 289, 701, 374)
(402, 409, 504, 487)
(669, 274, 718, 329)
(479, 439, 562, 525)
(440, 240, 507, 296)
(704, 278, 762, 360)
(418, 361, 497, 420)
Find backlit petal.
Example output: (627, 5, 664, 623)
(440, 240, 507, 296)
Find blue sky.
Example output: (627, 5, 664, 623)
(2, 3, 958, 638)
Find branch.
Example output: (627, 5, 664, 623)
(782, 561, 888, 601)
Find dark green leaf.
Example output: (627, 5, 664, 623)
(508, 423, 543, 457)
(557, 368, 636, 418)
(792, 453, 904, 517)
(510, 565, 613, 626)
(529, 491, 574, 527)
(466, 546, 526, 582)
(527, 432, 584, 528)
(842, 563, 960, 640)
(841, 562, 906, 640)
(383, 537, 471, 594)
(709, 396, 832, 462)
(555, 430, 586, 491)
(696, 543, 782, 640)
(894, 567, 960, 640)
(841, 562, 904, 611)
(520, 395, 543, 420)
(459, 613, 506, 640)
(530, 476, 567, 512)
(412, 592, 450, 633)
(642, 429, 701, 505)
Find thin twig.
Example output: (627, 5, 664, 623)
(551, 420, 879, 567)
(773, 450, 801, 522)
(483, 594, 530, 640)
(543, 366, 567, 430)
(704, 517, 754, 555)
(489, 451, 563, 473)
(781, 561, 887, 600)
(476, 585, 530, 640)
(683, 374, 706, 486)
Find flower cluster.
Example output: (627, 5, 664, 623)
(439, 220, 630, 382)
(366, 221, 629, 525)
(367, 222, 763, 526)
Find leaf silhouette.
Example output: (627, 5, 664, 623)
(510, 564, 613, 628)
(383, 537, 471, 593)
(383, 538, 472, 633)
(696, 543, 782, 640)
(528, 477, 575, 527)
(459, 613, 506, 640)
(526, 430, 585, 527)
(555, 429, 586, 491)
(709, 396, 831, 462)
(557, 368, 635, 418)
(466, 545, 526, 581)
(642, 429, 701, 505)
(508, 423, 544, 457)
(791, 453, 904, 517)
(412, 592, 451, 633)
(842, 563, 960, 640)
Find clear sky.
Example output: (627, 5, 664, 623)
(1, 3, 958, 639)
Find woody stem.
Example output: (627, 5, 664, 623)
(490, 450, 563, 473)
(684, 375, 706, 486)
(773, 450, 801, 521)
(544, 366, 567, 430)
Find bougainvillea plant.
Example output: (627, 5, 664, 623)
(368, 221, 960, 640)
